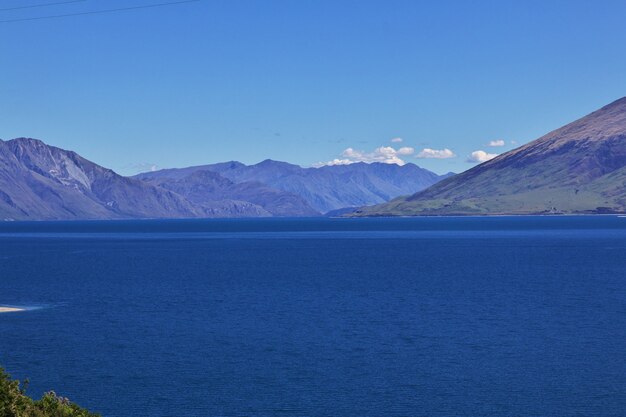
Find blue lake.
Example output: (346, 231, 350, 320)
(1, 216, 626, 416)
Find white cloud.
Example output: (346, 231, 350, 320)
(511, 140, 518, 145)
(488, 139, 505, 147)
(467, 150, 499, 163)
(415, 148, 456, 159)
(315, 145, 415, 167)
(316, 159, 352, 166)
(390, 137, 403, 143)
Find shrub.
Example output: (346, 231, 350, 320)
(0, 368, 99, 417)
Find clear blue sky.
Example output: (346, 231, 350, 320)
(1, 0, 626, 175)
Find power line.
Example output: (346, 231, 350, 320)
(0, 1, 86, 12)
(0, 0, 200, 23)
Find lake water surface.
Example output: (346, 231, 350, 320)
(1, 217, 625, 416)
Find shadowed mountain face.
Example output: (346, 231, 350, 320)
(137, 160, 451, 213)
(356, 97, 626, 216)
(0, 138, 267, 220)
(137, 169, 319, 217)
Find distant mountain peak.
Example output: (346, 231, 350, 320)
(8, 137, 43, 143)
(7, 137, 47, 150)
(224, 161, 245, 169)
(254, 159, 298, 168)
(7, 137, 55, 150)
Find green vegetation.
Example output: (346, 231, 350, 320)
(0, 368, 99, 417)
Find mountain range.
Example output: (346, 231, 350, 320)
(0, 138, 449, 220)
(355, 97, 626, 216)
(4, 97, 626, 220)
(135, 160, 451, 214)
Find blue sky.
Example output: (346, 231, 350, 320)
(1, 0, 626, 175)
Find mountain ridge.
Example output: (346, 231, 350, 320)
(138, 168, 320, 217)
(136, 160, 451, 213)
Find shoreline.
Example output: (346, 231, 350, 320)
(0, 306, 25, 313)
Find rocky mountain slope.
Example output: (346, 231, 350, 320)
(0, 138, 266, 220)
(355, 97, 626, 216)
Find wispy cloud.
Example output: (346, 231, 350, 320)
(315, 146, 415, 167)
(467, 150, 499, 163)
(122, 163, 160, 174)
(488, 139, 505, 147)
(390, 137, 403, 143)
(415, 148, 456, 159)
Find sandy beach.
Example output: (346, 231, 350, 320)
(0, 306, 24, 313)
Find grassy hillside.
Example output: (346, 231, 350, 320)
(354, 97, 626, 216)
